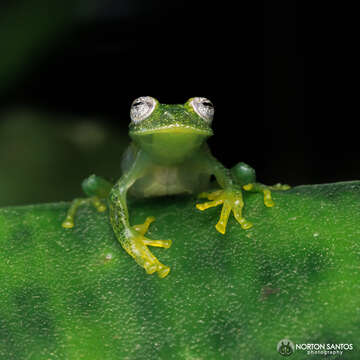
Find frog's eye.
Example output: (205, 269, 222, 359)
(190, 97, 214, 123)
(130, 96, 157, 124)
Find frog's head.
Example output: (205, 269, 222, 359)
(129, 96, 214, 164)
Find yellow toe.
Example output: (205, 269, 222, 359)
(240, 220, 253, 229)
(62, 220, 74, 229)
(215, 222, 226, 234)
(157, 265, 171, 278)
(243, 183, 254, 191)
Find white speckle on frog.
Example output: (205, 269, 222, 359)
(105, 253, 113, 260)
(313, 232, 319, 237)
(164, 111, 175, 120)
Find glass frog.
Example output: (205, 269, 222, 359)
(62, 97, 290, 278)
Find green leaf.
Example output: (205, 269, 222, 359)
(0, 181, 359, 359)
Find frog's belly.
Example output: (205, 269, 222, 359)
(129, 166, 208, 197)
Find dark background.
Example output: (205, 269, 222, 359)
(0, 0, 352, 206)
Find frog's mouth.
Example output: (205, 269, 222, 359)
(130, 124, 213, 136)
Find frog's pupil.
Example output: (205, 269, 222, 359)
(203, 102, 213, 107)
(133, 101, 143, 107)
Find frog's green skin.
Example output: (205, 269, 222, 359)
(62, 97, 289, 278)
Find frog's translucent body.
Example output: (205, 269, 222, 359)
(62, 97, 290, 278)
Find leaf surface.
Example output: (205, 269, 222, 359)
(0, 181, 359, 359)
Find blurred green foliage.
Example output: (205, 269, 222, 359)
(0, 0, 83, 94)
(0, 110, 129, 206)
(0, 0, 133, 206)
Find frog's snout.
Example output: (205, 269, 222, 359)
(163, 111, 176, 121)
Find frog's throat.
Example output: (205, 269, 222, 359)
(130, 125, 212, 165)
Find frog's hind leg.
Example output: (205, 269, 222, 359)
(62, 196, 106, 228)
(62, 175, 112, 228)
(231, 161, 290, 207)
(231, 162, 256, 186)
(62, 198, 86, 228)
(243, 183, 291, 207)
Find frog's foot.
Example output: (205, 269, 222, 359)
(129, 217, 172, 278)
(243, 182, 290, 208)
(62, 196, 106, 228)
(269, 183, 291, 191)
(132, 216, 156, 235)
(196, 188, 253, 234)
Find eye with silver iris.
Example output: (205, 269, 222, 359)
(190, 97, 214, 123)
(130, 96, 157, 124)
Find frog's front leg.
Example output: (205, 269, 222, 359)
(196, 153, 253, 234)
(62, 175, 112, 228)
(109, 154, 172, 278)
(197, 187, 253, 233)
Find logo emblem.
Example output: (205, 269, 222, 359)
(277, 339, 295, 356)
